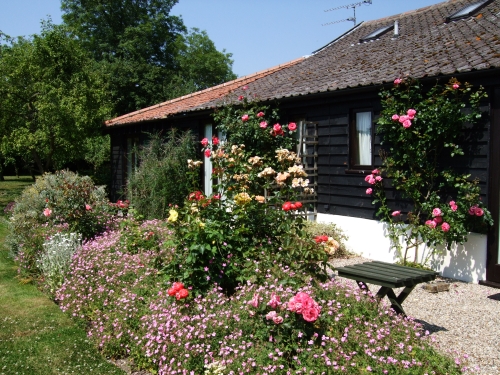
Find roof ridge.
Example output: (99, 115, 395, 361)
(105, 57, 305, 125)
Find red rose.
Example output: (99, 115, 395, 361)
(288, 122, 297, 131)
(201, 138, 209, 147)
(204, 149, 211, 158)
(172, 282, 184, 292)
(212, 136, 219, 146)
(294, 202, 303, 209)
(282, 201, 292, 211)
(290, 203, 297, 210)
(175, 288, 189, 300)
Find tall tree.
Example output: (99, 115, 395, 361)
(165, 28, 237, 99)
(0, 23, 112, 176)
(61, 0, 236, 115)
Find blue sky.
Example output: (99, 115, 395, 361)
(0, 0, 446, 77)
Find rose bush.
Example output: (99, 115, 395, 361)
(368, 78, 493, 264)
(164, 92, 326, 294)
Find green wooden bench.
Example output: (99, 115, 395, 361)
(336, 261, 439, 316)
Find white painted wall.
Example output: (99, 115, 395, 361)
(317, 213, 487, 284)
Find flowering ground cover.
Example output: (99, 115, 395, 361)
(56, 218, 464, 375)
(0, 182, 125, 375)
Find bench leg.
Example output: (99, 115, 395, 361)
(356, 282, 414, 316)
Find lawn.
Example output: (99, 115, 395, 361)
(0, 177, 125, 375)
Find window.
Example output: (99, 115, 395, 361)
(126, 136, 140, 179)
(350, 110, 373, 168)
(446, 0, 492, 22)
(359, 24, 394, 43)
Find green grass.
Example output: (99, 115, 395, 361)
(0, 177, 125, 375)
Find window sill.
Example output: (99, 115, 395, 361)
(345, 169, 372, 175)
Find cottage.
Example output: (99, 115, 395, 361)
(105, 0, 500, 286)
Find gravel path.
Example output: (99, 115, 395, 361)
(330, 256, 500, 375)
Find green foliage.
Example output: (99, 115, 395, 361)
(37, 232, 82, 295)
(0, 23, 112, 175)
(368, 77, 493, 264)
(165, 28, 237, 98)
(165, 95, 325, 294)
(126, 130, 198, 219)
(303, 220, 351, 258)
(61, 0, 236, 115)
(7, 170, 112, 276)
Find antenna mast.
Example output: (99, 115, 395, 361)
(323, 0, 372, 26)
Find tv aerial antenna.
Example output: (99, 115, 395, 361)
(322, 0, 372, 27)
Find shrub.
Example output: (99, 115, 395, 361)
(367, 77, 493, 264)
(57, 227, 464, 375)
(126, 130, 198, 220)
(37, 232, 82, 295)
(303, 220, 350, 258)
(7, 170, 112, 276)
(164, 95, 327, 294)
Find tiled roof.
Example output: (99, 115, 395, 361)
(104, 58, 304, 126)
(106, 0, 500, 127)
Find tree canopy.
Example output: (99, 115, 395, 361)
(0, 23, 112, 175)
(61, 0, 236, 115)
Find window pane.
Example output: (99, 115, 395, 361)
(355, 112, 372, 165)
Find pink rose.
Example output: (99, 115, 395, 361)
(287, 296, 297, 312)
(257, 111, 265, 118)
(259, 121, 268, 129)
(238, 95, 244, 101)
(402, 120, 412, 128)
(432, 208, 442, 217)
(249, 293, 259, 308)
(375, 176, 382, 182)
(407, 109, 416, 117)
(273, 123, 282, 132)
(469, 205, 478, 215)
(204, 149, 211, 158)
(394, 78, 402, 85)
(426, 220, 436, 229)
(368, 177, 376, 185)
(451, 204, 458, 212)
(242, 85, 248, 90)
(392, 114, 399, 121)
(441, 222, 450, 232)
(265, 311, 277, 320)
(302, 307, 320, 322)
(366, 188, 373, 195)
(398, 115, 408, 123)
(449, 200, 456, 206)
(364, 174, 374, 182)
(433, 216, 443, 224)
(201, 138, 209, 147)
(272, 315, 284, 324)
(371, 169, 380, 175)
(475, 207, 484, 217)
(43, 208, 52, 217)
(453, 83, 459, 90)
(392, 211, 401, 217)
(267, 292, 281, 309)
(85, 204, 92, 211)
(241, 114, 249, 122)
(212, 136, 219, 146)
(288, 122, 297, 131)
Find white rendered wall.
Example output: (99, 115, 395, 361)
(317, 213, 487, 284)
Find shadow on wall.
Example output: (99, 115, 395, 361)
(427, 233, 487, 283)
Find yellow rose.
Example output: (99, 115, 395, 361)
(167, 209, 178, 222)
